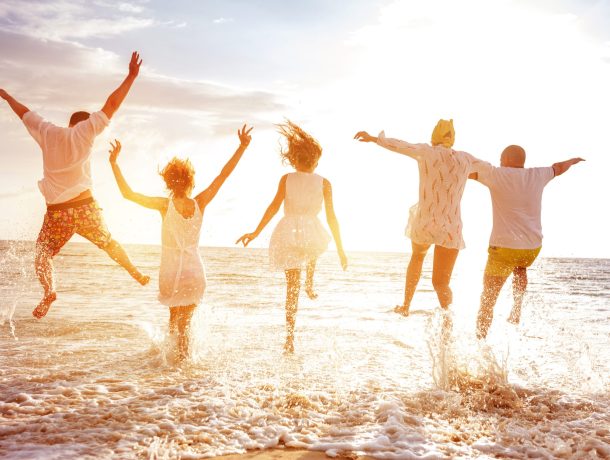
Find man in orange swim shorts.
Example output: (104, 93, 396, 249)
(0, 52, 150, 319)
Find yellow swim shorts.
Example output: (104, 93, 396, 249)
(484, 246, 542, 277)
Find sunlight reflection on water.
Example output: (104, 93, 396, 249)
(0, 241, 608, 459)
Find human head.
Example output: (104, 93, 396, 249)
(69, 111, 90, 127)
(500, 145, 526, 168)
(159, 157, 195, 197)
(431, 118, 455, 148)
(277, 120, 322, 172)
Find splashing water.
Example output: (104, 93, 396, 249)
(0, 241, 608, 459)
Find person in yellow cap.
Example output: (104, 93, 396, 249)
(469, 145, 584, 339)
(354, 120, 484, 316)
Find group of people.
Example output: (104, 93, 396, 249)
(1, 51, 583, 359)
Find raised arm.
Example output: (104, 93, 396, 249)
(236, 175, 287, 247)
(323, 179, 348, 270)
(108, 140, 167, 211)
(552, 157, 585, 177)
(195, 124, 253, 210)
(354, 130, 422, 159)
(0, 89, 30, 119)
(101, 52, 142, 120)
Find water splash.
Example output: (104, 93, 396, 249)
(0, 240, 34, 339)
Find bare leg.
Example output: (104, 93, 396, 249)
(305, 259, 318, 300)
(508, 267, 528, 325)
(284, 269, 301, 354)
(32, 244, 57, 319)
(476, 274, 509, 339)
(395, 242, 430, 316)
(431, 245, 459, 309)
(171, 305, 196, 362)
(103, 240, 150, 285)
(169, 307, 178, 336)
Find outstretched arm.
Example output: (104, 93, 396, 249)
(552, 157, 585, 177)
(101, 51, 142, 120)
(0, 89, 30, 119)
(195, 124, 253, 210)
(354, 130, 421, 159)
(236, 175, 287, 247)
(108, 140, 167, 211)
(323, 179, 348, 270)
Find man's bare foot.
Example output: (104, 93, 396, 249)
(32, 292, 57, 319)
(283, 338, 295, 354)
(305, 286, 318, 300)
(394, 304, 410, 316)
(132, 271, 150, 286)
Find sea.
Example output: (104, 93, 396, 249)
(0, 241, 608, 459)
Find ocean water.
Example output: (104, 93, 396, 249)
(0, 240, 608, 459)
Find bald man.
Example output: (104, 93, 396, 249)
(469, 145, 584, 339)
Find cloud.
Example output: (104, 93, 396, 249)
(117, 2, 145, 14)
(0, 0, 155, 40)
(0, 29, 285, 133)
(213, 17, 234, 25)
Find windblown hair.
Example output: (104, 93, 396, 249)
(277, 120, 322, 170)
(159, 157, 195, 197)
(69, 111, 90, 127)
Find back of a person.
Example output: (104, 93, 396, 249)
(161, 199, 204, 251)
(485, 166, 554, 249)
(412, 146, 476, 247)
(284, 171, 324, 217)
(159, 199, 205, 307)
(23, 110, 109, 203)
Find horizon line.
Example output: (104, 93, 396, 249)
(0, 239, 607, 261)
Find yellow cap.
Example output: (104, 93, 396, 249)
(431, 119, 455, 148)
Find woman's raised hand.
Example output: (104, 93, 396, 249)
(238, 124, 254, 147)
(236, 232, 256, 247)
(109, 139, 122, 163)
(354, 131, 376, 143)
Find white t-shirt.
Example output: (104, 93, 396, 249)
(377, 131, 484, 250)
(472, 163, 555, 249)
(22, 110, 109, 204)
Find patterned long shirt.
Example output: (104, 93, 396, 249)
(377, 131, 483, 250)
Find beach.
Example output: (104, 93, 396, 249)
(1, 241, 609, 459)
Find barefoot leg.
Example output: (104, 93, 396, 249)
(431, 245, 459, 310)
(397, 242, 430, 315)
(173, 305, 196, 361)
(305, 259, 318, 300)
(508, 267, 528, 324)
(476, 274, 508, 339)
(103, 240, 150, 285)
(284, 269, 301, 353)
(32, 215, 69, 318)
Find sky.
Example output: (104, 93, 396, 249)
(1, 0, 609, 258)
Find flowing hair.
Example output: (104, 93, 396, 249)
(277, 120, 322, 170)
(159, 157, 195, 197)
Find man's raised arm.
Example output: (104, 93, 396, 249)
(101, 51, 142, 120)
(552, 157, 585, 177)
(0, 89, 30, 119)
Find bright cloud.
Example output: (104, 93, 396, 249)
(0, 0, 154, 40)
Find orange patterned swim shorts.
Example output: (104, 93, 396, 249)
(36, 197, 112, 256)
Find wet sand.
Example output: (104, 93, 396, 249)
(214, 448, 372, 460)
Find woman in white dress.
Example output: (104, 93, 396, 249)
(237, 121, 347, 353)
(109, 125, 252, 360)
(355, 119, 483, 316)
